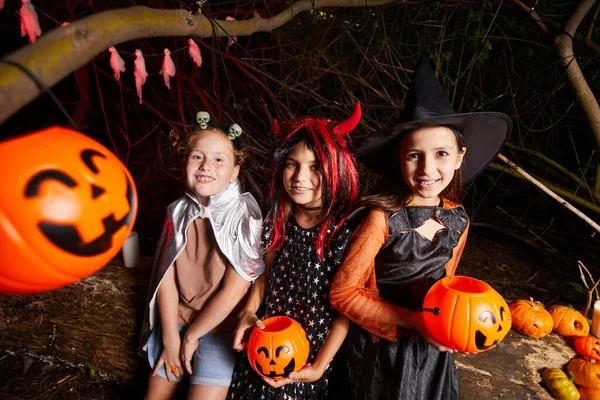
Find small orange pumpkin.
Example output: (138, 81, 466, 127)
(575, 336, 600, 362)
(0, 126, 138, 293)
(246, 316, 310, 380)
(548, 305, 590, 338)
(568, 358, 600, 389)
(422, 276, 511, 353)
(578, 385, 600, 400)
(509, 298, 553, 338)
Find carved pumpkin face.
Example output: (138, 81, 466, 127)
(246, 316, 310, 380)
(548, 304, 590, 338)
(0, 126, 138, 293)
(422, 276, 511, 353)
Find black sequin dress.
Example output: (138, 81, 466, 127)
(227, 215, 351, 400)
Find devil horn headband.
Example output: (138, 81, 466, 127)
(333, 102, 361, 136)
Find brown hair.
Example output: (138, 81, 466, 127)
(169, 127, 249, 167)
(360, 126, 466, 212)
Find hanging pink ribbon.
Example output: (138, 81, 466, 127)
(160, 48, 176, 89)
(134, 49, 148, 104)
(188, 39, 203, 67)
(20, 0, 41, 43)
(108, 47, 126, 81)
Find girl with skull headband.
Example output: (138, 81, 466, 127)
(227, 104, 362, 400)
(139, 113, 265, 400)
(329, 58, 512, 399)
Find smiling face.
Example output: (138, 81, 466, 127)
(185, 129, 240, 204)
(399, 126, 466, 206)
(282, 141, 323, 209)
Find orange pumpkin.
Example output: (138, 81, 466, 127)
(509, 298, 553, 338)
(578, 385, 600, 400)
(246, 316, 310, 380)
(568, 358, 600, 389)
(575, 336, 600, 362)
(0, 126, 137, 293)
(548, 305, 590, 338)
(422, 276, 511, 353)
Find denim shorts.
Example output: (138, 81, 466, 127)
(146, 324, 236, 387)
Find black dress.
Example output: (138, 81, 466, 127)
(227, 215, 351, 400)
(334, 202, 469, 400)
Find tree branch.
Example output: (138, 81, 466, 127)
(0, 0, 397, 125)
(510, 0, 600, 154)
(495, 153, 600, 233)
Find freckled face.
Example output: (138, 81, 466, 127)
(399, 126, 466, 206)
(185, 130, 239, 205)
(283, 142, 323, 209)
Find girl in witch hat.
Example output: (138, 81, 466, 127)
(330, 57, 512, 399)
(227, 104, 361, 399)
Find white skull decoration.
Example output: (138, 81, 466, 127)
(228, 124, 243, 140)
(196, 111, 210, 129)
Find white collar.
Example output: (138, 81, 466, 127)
(185, 181, 242, 218)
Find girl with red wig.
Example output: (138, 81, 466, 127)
(227, 104, 361, 400)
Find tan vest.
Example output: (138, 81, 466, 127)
(175, 217, 245, 332)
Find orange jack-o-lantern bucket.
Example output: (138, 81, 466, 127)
(0, 126, 138, 293)
(422, 276, 511, 353)
(246, 316, 310, 380)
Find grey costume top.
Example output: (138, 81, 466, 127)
(138, 181, 265, 357)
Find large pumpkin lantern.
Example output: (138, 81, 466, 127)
(422, 276, 511, 353)
(246, 316, 310, 380)
(0, 126, 138, 293)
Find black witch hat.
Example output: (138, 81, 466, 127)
(357, 57, 512, 181)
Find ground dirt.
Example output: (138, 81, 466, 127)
(0, 225, 598, 400)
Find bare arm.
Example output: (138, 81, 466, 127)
(307, 314, 349, 374)
(158, 266, 180, 341)
(154, 266, 184, 380)
(232, 250, 275, 351)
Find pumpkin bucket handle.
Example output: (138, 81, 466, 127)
(415, 307, 441, 315)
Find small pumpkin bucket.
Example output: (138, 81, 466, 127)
(246, 316, 310, 380)
(422, 276, 511, 353)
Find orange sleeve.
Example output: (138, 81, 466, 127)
(444, 220, 469, 277)
(330, 209, 414, 342)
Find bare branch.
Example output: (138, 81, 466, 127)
(496, 153, 600, 233)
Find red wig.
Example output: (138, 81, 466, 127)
(265, 104, 361, 260)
